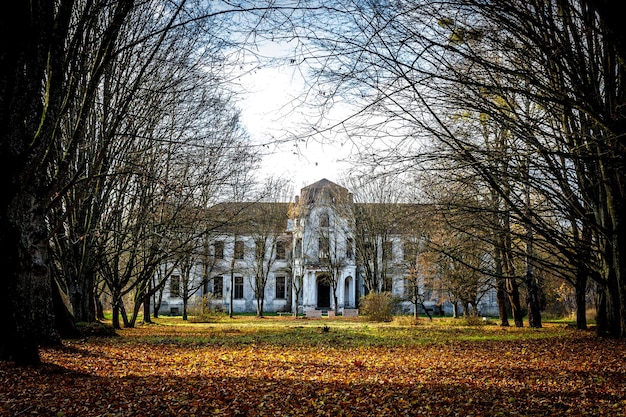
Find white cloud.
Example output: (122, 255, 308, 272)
(234, 44, 353, 189)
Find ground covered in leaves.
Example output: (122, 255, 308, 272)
(1, 317, 625, 416)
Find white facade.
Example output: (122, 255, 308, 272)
(154, 179, 499, 316)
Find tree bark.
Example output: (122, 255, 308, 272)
(574, 271, 588, 330)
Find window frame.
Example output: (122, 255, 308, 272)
(214, 241, 224, 259)
(319, 212, 330, 228)
(234, 240, 244, 260)
(275, 275, 286, 299)
(234, 276, 244, 299)
(213, 276, 223, 298)
(276, 241, 286, 260)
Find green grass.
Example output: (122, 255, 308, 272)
(105, 314, 577, 350)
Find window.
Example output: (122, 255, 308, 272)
(295, 238, 302, 257)
(234, 240, 244, 259)
(214, 241, 224, 259)
(382, 275, 393, 293)
(255, 240, 265, 259)
(319, 212, 329, 228)
(234, 276, 244, 299)
(276, 241, 286, 260)
(404, 241, 419, 261)
(170, 274, 180, 298)
(383, 241, 393, 261)
(346, 238, 354, 259)
(213, 276, 223, 298)
(319, 238, 329, 260)
(275, 276, 286, 299)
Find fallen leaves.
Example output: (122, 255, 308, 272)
(1, 320, 625, 416)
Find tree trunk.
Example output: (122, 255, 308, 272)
(112, 303, 121, 330)
(507, 277, 524, 327)
(256, 295, 264, 318)
(596, 282, 608, 336)
(95, 296, 105, 321)
(0, 193, 61, 364)
(525, 271, 542, 328)
(64, 252, 97, 323)
(52, 278, 79, 338)
(575, 271, 588, 330)
(153, 283, 164, 319)
(493, 243, 510, 326)
(496, 276, 510, 326)
(143, 292, 152, 324)
(524, 201, 542, 328)
(452, 300, 459, 318)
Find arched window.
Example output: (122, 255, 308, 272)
(320, 212, 329, 228)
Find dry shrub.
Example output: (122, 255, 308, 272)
(360, 292, 400, 322)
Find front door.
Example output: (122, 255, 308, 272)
(317, 279, 331, 309)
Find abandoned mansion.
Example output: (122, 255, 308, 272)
(155, 179, 499, 317)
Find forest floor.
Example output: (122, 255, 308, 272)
(1, 316, 625, 416)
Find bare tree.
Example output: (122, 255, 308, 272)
(0, 0, 136, 364)
(404, 243, 438, 320)
(279, 0, 625, 335)
(246, 178, 292, 317)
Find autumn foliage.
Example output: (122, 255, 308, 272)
(1, 317, 625, 416)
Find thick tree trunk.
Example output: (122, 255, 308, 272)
(112, 303, 121, 330)
(596, 282, 609, 336)
(609, 188, 626, 338)
(506, 277, 524, 327)
(0, 191, 61, 364)
(68, 268, 97, 323)
(493, 246, 510, 326)
(52, 278, 79, 338)
(496, 277, 510, 326)
(95, 295, 105, 320)
(292, 279, 301, 318)
(451, 300, 459, 319)
(525, 271, 542, 328)
(153, 284, 164, 318)
(575, 270, 588, 330)
(143, 292, 152, 324)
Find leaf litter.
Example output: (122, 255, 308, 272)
(1, 320, 625, 416)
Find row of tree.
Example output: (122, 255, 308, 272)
(2, 0, 625, 366)
(273, 0, 626, 336)
(0, 0, 277, 365)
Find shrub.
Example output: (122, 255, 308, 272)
(463, 315, 486, 326)
(189, 294, 225, 323)
(360, 292, 400, 322)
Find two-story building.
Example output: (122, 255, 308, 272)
(154, 178, 499, 316)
